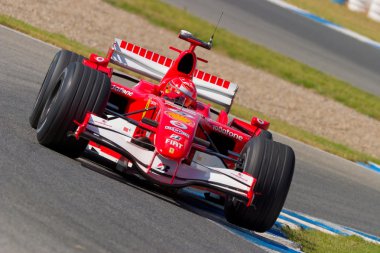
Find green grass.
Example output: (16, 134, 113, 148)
(285, 0, 380, 44)
(0, 15, 99, 57)
(283, 227, 380, 253)
(0, 15, 148, 80)
(1, 13, 379, 164)
(103, 0, 380, 121)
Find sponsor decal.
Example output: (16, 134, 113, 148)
(169, 147, 175, 154)
(111, 85, 133, 96)
(96, 56, 104, 62)
(165, 138, 183, 149)
(257, 118, 264, 125)
(195, 154, 203, 162)
(155, 163, 170, 172)
(170, 120, 187, 130)
(232, 172, 249, 183)
(212, 125, 243, 141)
(164, 126, 190, 138)
(169, 134, 181, 141)
(94, 119, 112, 128)
(166, 111, 193, 125)
(168, 108, 195, 117)
(142, 98, 151, 118)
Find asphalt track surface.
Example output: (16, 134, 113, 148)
(163, 0, 380, 96)
(0, 26, 379, 252)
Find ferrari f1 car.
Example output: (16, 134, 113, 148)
(30, 30, 295, 232)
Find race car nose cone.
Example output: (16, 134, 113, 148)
(155, 109, 198, 160)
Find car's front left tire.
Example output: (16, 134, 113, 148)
(29, 50, 84, 129)
(36, 62, 110, 158)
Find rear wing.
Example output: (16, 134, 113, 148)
(110, 38, 238, 112)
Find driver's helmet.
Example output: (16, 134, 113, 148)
(162, 77, 197, 108)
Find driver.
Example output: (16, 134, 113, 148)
(161, 77, 197, 108)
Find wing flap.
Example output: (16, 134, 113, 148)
(111, 38, 238, 110)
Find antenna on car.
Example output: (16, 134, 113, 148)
(208, 11, 224, 48)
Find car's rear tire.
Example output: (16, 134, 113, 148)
(36, 62, 110, 158)
(29, 50, 84, 128)
(224, 136, 295, 232)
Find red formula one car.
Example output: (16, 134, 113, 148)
(30, 30, 295, 232)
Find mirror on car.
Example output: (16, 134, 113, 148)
(251, 117, 270, 130)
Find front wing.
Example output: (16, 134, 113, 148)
(74, 113, 256, 205)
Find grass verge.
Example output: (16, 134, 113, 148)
(103, 0, 380, 121)
(0, 15, 99, 57)
(1, 13, 379, 164)
(283, 227, 380, 253)
(285, 0, 380, 44)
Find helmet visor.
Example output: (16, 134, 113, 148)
(163, 81, 194, 107)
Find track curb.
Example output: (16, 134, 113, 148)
(267, 0, 380, 50)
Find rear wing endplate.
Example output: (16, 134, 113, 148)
(110, 38, 238, 112)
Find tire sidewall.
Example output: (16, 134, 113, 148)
(36, 63, 79, 145)
(29, 50, 84, 128)
(29, 50, 61, 128)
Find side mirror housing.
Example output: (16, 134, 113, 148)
(251, 117, 270, 130)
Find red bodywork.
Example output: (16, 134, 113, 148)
(75, 31, 271, 205)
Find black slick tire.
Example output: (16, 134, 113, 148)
(224, 136, 295, 232)
(29, 50, 84, 128)
(260, 129, 273, 140)
(36, 62, 110, 158)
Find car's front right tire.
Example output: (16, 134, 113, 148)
(224, 136, 295, 232)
